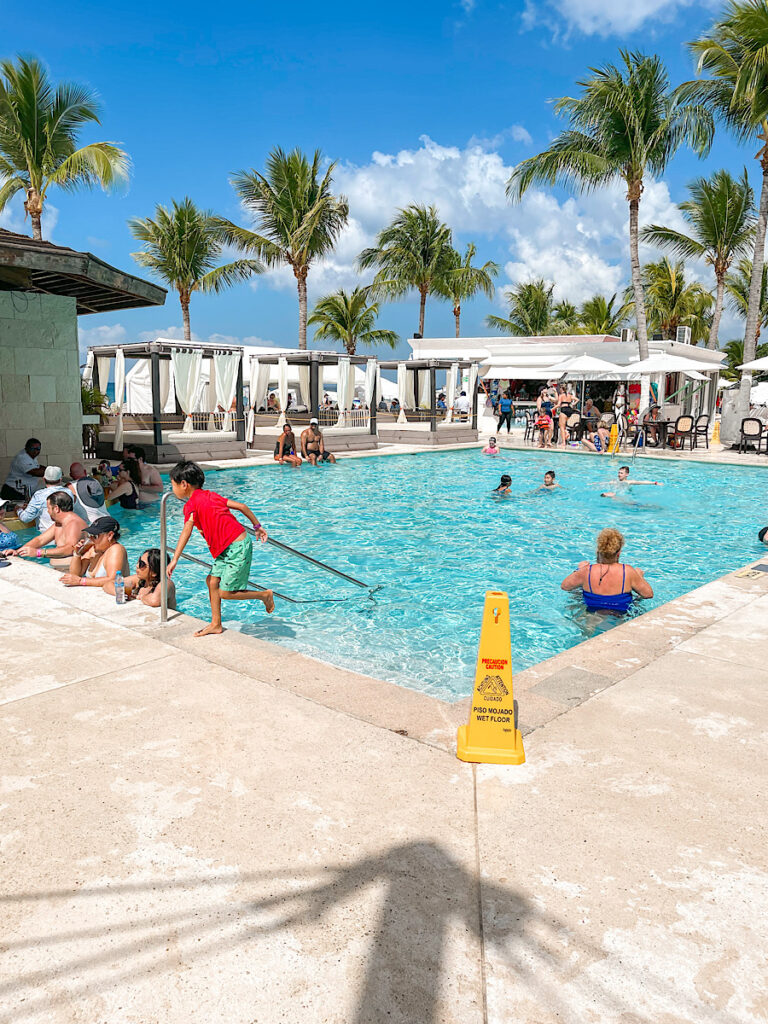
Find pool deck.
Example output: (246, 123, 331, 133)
(2, 546, 767, 1023)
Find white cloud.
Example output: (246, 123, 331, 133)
(80, 324, 281, 350)
(522, 0, 715, 37)
(78, 322, 128, 356)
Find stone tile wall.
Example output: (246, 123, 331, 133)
(0, 290, 82, 483)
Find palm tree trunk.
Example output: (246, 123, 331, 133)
(628, 184, 649, 360)
(454, 304, 461, 338)
(418, 287, 427, 337)
(739, 148, 768, 416)
(297, 270, 308, 350)
(180, 292, 191, 341)
(628, 181, 651, 414)
(24, 187, 43, 240)
(708, 274, 725, 350)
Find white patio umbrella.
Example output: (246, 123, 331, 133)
(738, 354, 768, 371)
(547, 353, 625, 377)
(626, 353, 720, 374)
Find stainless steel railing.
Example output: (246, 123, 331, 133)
(158, 490, 369, 623)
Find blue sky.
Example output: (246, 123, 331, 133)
(3, 0, 750, 359)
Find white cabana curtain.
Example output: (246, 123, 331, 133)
(418, 370, 431, 410)
(83, 351, 94, 385)
(405, 367, 416, 410)
(159, 359, 172, 413)
(246, 357, 267, 444)
(112, 348, 126, 453)
(335, 357, 352, 425)
(97, 356, 111, 400)
(202, 359, 217, 429)
(213, 351, 240, 430)
(276, 357, 289, 427)
(467, 364, 478, 421)
(298, 363, 311, 411)
(171, 348, 203, 433)
(445, 362, 457, 423)
(396, 362, 408, 424)
(364, 359, 376, 409)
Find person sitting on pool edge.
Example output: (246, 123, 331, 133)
(60, 515, 129, 589)
(601, 465, 662, 498)
(493, 474, 512, 495)
(301, 419, 336, 465)
(104, 548, 176, 609)
(482, 436, 500, 456)
(274, 423, 302, 467)
(560, 527, 653, 615)
(581, 419, 611, 455)
(535, 470, 562, 492)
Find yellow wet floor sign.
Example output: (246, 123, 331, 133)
(456, 591, 525, 765)
(607, 423, 619, 453)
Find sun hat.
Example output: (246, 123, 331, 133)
(85, 515, 120, 536)
(75, 477, 105, 508)
(44, 465, 63, 483)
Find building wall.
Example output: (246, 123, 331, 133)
(0, 290, 82, 484)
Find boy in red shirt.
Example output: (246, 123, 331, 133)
(167, 461, 274, 636)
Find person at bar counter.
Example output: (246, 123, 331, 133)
(1, 438, 46, 499)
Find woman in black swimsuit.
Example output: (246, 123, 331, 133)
(273, 423, 302, 467)
(107, 460, 142, 509)
(557, 384, 577, 448)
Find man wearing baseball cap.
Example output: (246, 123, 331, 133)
(16, 466, 67, 531)
(300, 418, 337, 465)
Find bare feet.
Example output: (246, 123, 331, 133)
(194, 623, 224, 637)
(263, 590, 275, 614)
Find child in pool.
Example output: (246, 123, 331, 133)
(493, 474, 512, 495)
(482, 436, 500, 455)
(535, 470, 562, 492)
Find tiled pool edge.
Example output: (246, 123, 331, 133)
(5, 555, 768, 753)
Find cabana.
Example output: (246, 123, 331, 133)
(85, 338, 246, 463)
(245, 352, 480, 450)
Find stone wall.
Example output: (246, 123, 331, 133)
(0, 290, 82, 483)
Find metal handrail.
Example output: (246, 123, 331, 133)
(159, 490, 369, 623)
(241, 524, 367, 589)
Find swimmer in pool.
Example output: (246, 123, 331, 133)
(493, 474, 512, 495)
(601, 464, 662, 498)
(535, 470, 562, 492)
(482, 436, 500, 455)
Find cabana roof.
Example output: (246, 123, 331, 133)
(0, 229, 166, 314)
(87, 338, 242, 358)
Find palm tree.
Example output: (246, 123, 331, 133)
(577, 293, 633, 335)
(551, 300, 579, 333)
(725, 257, 768, 345)
(129, 197, 263, 341)
(358, 204, 454, 337)
(0, 56, 129, 240)
(685, 1, 768, 411)
(642, 258, 714, 343)
(507, 50, 713, 371)
(640, 169, 755, 348)
(721, 337, 768, 380)
(486, 279, 555, 335)
(438, 243, 498, 337)
(307, 287, 399, 355)
(215, 148, 349, 349)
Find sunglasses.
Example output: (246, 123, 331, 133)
(137, 557, 148, 569)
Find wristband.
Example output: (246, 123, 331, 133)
(36, 550, 43, 558)
(253, 522, 261, 531)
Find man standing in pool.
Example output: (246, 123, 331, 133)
(601, 465, 662, 498)
(167, 461, 274, 637)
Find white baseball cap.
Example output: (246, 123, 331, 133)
(310, 417, 319, 425)
(44, 465, 63, 483)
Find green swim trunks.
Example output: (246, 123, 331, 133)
(210, 535, 253, 591)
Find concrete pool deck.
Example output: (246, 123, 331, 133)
(1, 554, 767, 1023)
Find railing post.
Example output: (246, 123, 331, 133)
(159, 490, 173, 624)
(150, 348, 163, 449)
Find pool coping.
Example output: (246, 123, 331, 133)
(5, 552, 768, 755)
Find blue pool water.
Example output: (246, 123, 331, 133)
(112, 450, 767, 700)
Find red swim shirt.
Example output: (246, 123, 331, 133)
(183, 489, 245, 558)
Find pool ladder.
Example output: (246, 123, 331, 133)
(158, 491, 369, 624)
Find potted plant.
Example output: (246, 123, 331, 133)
(81, 382, 108, 425)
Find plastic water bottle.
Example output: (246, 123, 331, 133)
(114, 571, 125, 606)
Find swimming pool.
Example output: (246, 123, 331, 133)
(114, 449, 767, 700)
